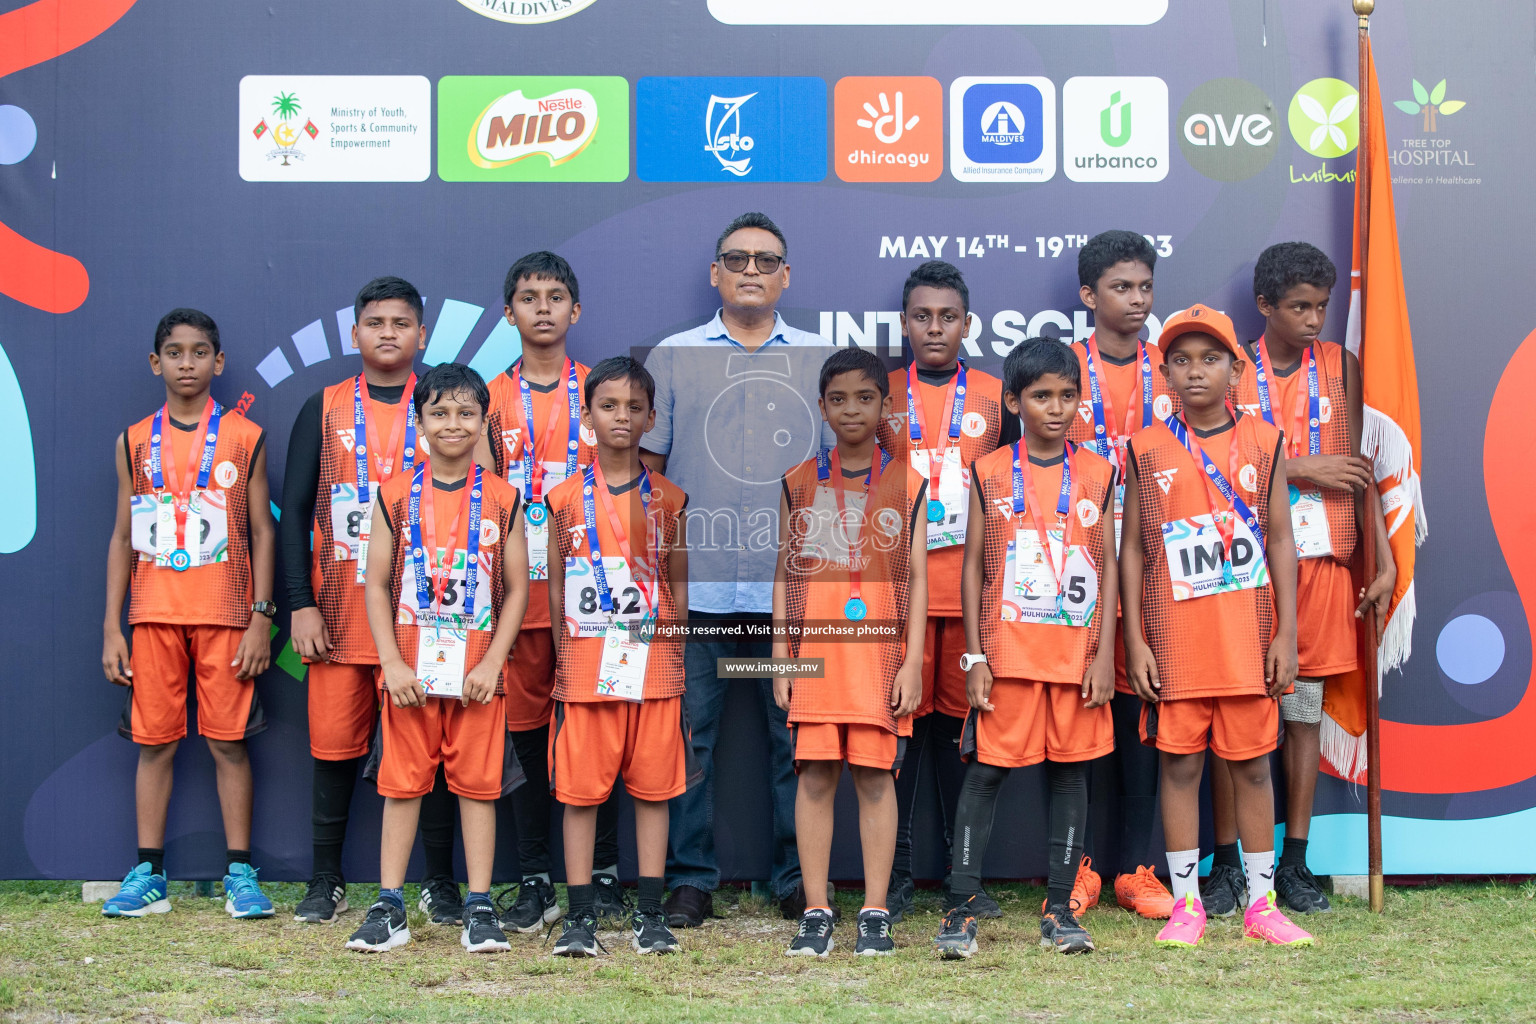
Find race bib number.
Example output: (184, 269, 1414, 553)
(1001, 529, 1098, 627)
(911, 447, 968, 550)
(130, 491, 229, 568)
(795, 486, 870, 568)
(1288, 486, 1333, 559)
(415, 625, 467, 699)
(1161, 513, 1269, 601)
(595, 619, 649, 701)
(328, 485, 375, 586)
(563, 556, 651, 637)
(396, 547, 493, 631)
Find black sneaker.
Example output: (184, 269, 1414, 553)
(886, 873, 916, 925)
(1202, 863, 1248, 918)
(631, 909, 680, 954)
(418, 875, 463, 926)
(593, 873, 631, 925)
(943, 881, 1002, 919)
(1039, 902, 1095, 954)
(344, 901, 410, 953)
(460, 901, 511, 953)
(664, 883, 713, 929)
(779, 881, 840, 923)
(294, 873, 347, 924)
(786, 908, 835, 958)
(854, 908, 895, 957)
(498, 877, 562, 934)
(933, 898, 981, 960)
(1275, 864, 1332, 914)
(551, 910, 604, 957)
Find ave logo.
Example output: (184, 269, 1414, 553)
(1177, 78, 1277, 181)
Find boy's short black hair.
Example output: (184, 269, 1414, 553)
(413, 362, 489, 417)
(354, 275, 424, 323)
(1078, 230, 1157, 290)
(818, 347, 890, 399)
(1253, 241, 1338, 305)
(1003, 338, 1081, 397)
(154, 308, 220, 355)
(503, 250, 580, 307)
(715, 211, 787, 259)
(584, 355, 655, 409)
(902, 259, 969, 313)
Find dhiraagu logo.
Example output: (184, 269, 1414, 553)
(1288, 78, 1358, 158)
(438, 76, 629, 182)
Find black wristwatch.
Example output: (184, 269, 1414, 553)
(251, 601, 277, 619)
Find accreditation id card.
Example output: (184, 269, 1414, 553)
(911, 448, 968, 551)
(1002, 530, 1099, 627)
(1161, 513, 1269, 601)
(595, 618, 650, 702)
(1288, 485, 1333, 559)
(507, 460, 571, 581)
(416, 626, 467, 699)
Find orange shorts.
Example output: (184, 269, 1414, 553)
(960, 677, 1114, 768)
(378, 695, 506, 800)
(922, 617, 969, 720)
(549, 697, 694, 806)
(505, 627, 557, 732)
(1297, 557, 1358, 676)
(119, 623, 265, 745)
(1140, 694, 1279, 760)
(792, 721, 906, 771)
(308, 660, 379, 760)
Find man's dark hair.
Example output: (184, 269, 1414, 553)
(902, 259, 969, 314)
(154, 308, 220, 355)
(1253, 241, 1338, 305)
(715, 211, 787, 259)
(413, 362, 489, 417)
(818, 347, 890, 399)
(1003, 338, 1081, 397)
(354, 275, 424, 323)
(1077, 230, 1157, 290)
(503, 250, 581, 307)
(584, 355, 655, 409)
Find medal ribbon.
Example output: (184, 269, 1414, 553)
(407, 463, 482, 627)
(149, 398, 221, 558)
(1083, 334, 1153, 472)
(582, 461, 654, 616)
(1163, 414, 1265, 572)
(512, 358, 581, 503)
(353, 373, 418, 505)
(906, 360, 967, 489)
(1252, 338, 1321, 459)
(817, 446, 891, 612)
(1011, 441, 1077, 613)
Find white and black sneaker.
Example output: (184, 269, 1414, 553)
(498, 876, 563, 934)
(551, 910, 604, 958)
(631, 909, 680, 954)
(294, 873, 347, 924)
(786, 908, 835, 958)
(418, 875, 463, 926)
(345, 901, 410, 953)
(593, 872, 631, 925)
(461, 901, 511, 953)
(855, 908, 895, 956)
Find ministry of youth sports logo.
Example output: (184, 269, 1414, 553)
(453, 0, 600, 24)
(705, 93, 755, 176)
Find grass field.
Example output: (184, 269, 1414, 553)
(2, 879, 1533, 1023)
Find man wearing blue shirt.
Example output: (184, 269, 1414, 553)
(640, 212, 833, 926)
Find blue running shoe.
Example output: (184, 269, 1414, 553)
(101, 862, 170, 918)
(223, 862, 275, 919)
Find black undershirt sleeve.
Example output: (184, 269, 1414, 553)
(279, 390, 326, 610)
(998, 412, 1021, 449)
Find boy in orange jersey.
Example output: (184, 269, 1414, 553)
(934, 339, 1117, 959)
(545, 356, 693, 958)
(282, 276, 463, 927)
(1068, 230, 1178, 920)
(1120, 304, 1312, 949)
(1204, 244, 1395, 918)
(348, 363, 529, 955)
(102, 308, 278, 920)
(875, 261, 1005, 921)
(774, 347, 927, 958)
(474, 252, 623, 933)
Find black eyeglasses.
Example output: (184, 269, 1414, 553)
(716, 250, 784, 274)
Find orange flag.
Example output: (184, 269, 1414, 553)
(1324, 39, 1427, 780)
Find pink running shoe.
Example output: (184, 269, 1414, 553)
(1154, 893, 1206, 948)
(1244, 891, 1315, 946)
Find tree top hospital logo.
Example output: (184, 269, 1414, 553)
(637, 77, 826, 183)
(949, 77, 1056, 183)
(1177, 78, 1277, 181)
(1062, 76, 1167, 182)
(453, 0, 600, 24)
(1395, 77, 1465, 134)
(438, 76, 628, 182)
(1288, 78, 1358, 158)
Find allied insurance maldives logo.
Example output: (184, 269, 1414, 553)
(451, 0, 600, 24)
(437, 76, 629, 181)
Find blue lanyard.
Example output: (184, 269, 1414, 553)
(149, 399, 221, 493)
(1010, 441, 1075, 616)
(516, 359, 581, 501)
(1163, 414, 1266, 558)
(1251, 341, 1321, 458)
(1082, 336, 1153, 462)
(1010, 441, 1074, 519)
(906, 359, 967, 444)
(582, 462, 652, 614)
(816, 446, 892, 485)
(353, 375, 417, 506)
(407, 463, 483, 626)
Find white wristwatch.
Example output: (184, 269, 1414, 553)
(959, 652, 988, 672)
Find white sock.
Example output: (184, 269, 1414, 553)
(1243, 849, 1275, 904)
(1166, 849, 1200, 903)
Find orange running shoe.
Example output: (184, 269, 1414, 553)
(1114, 866, 1175, 919)
(1042, 856, 1103, 914)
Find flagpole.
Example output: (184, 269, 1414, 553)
(1354, 0, 1385, 916)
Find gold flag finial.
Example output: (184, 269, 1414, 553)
(1354, 0, 1374, 25)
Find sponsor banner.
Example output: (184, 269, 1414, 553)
(437, 75, 629, 182)
(835, 76, 943, 183)
(1176, 78, 1278, 182)
(949, 76, 1056, 183)
(238, 76, 430, 183)
(1063, 76, 1168, 183)
(707, 0, 1168, 25)
(637, 77, 827, 183)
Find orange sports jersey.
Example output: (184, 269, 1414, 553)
(379, 469, 522, 694)
(971, 444, 1114, 685)
(126, 407, 265, 629)
(1066, 337, 1180, 459)
(781, 453, 924, 733)
(546, 468, 687, 703)
(1128, 414, 1283, 700)
(876, 364, 1004, 616)
(312, 377, 421, 664)
(486, 360, 596, 629)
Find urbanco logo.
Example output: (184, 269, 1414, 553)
(438, 76, 628, 182)
(835, 76, 943, 183)
(1176, 78, 1277, 181)
(451, 0, 600, 24)
(1063, 77, 1167, 182)
(1287, 78, 1358, 158)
